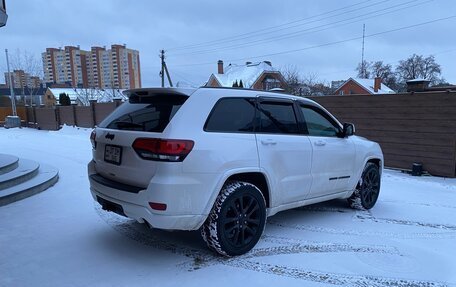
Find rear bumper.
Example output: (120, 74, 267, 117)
(88, 160, 211, 230)
(90, 187, 206, 230)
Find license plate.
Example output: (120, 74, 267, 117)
(104, 145, 122, 165)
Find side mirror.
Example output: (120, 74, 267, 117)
(342, 123, 355, 137)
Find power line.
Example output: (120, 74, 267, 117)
(172, 70, 199, 87)
(169, 0, 430, 57)
(170, 15, 456, 68)
(167, 0, 388, 52)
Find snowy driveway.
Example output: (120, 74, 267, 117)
(1, 127, 455, 287)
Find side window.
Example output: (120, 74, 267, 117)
(205, 98, 256, 132)
(258, 101, 299, 134)
(300, 106, 340, 137)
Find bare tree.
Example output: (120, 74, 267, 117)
(356, 60, 371, 79)
(370, 61, 397, 89)
(10, 49, 43, 106)
(396, 54, 442, 84)
(300, 72, 320, 96)
(280, 65, 301, 96)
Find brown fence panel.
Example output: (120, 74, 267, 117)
(94, 102, 116, 125)
(0, 107, 27, 120)
(0, 107, 28, 125)
(35, 107, 58, 130)
(26, 107, 35, 125)
(75, 106, 94, 128)
(59, 106, 76, 126)
(310, 92, 456, 177)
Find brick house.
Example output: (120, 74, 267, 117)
(333, 77, 395, 95)
(206, 60, 287, 90)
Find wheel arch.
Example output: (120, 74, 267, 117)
(203, 169, 271, 217)
(225, 172, 270, 208)
(357, 156, 383, 188)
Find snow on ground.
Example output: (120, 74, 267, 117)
(0, 126, 455, 287)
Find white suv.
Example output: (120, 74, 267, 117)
(88, 87, 383, 256)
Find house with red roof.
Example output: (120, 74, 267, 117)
(333, 77, 395, 95)
(206, 60, 287, 91)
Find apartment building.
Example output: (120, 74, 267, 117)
(4, 69, 42, 89)
(42, 44, 141, 89)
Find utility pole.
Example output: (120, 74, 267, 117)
(361, 24, 366, 78)
(5, 49, 17, 116)
(159, 49, 173, 87)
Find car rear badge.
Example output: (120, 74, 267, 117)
(105, 133, 115, 140)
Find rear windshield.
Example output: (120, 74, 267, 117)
(99, 94, 188, 132)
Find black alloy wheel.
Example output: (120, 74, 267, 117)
(348, 163, 381, 210)
(202, 181, 266, 256)
(220, 193, 262, 249)
(360, 164, 381, 209)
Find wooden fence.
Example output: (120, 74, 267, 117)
(1, 92, 455, 177)
(310, 91, 456, 177)
(0, 100, 121, 131)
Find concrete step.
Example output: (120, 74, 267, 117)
(0, 159, 40, 191)
(0, 154, 19, 175)
(0, 163, 59, 206)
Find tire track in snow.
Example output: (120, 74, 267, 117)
(230, 260, 449, 287)
(267, 218, 456, 239)
(355, 212, 456, 231)
(293, 203, 456, 233)
(95, 205, 398, 267)
(96, 205, 451, 286)
(379, 199, 456, 210)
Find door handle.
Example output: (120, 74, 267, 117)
(314, 140, 326, 146)
(261, 139, 277, 145)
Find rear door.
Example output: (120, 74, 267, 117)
(255, 98, 313, 206)
(298, 104, 356, 198)
(93, 92, 188, 187)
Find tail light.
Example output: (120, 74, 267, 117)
(132, 138, 194, 162)
(90, 129, 97, 149)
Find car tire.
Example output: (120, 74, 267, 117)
(348, 162, 381, 210)
(201, 181, 266, 256)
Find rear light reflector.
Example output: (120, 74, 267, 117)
(149, 202, 167, 211)
(90, 129, 97, 149)
(132, 138, 194, 162)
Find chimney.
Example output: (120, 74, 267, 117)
(406, 79, 431, 92)
(374, 77, 382, 92)
(217, 60, 224, 74)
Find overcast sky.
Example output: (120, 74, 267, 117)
(1, 0, 455, 87)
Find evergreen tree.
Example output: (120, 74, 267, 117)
(232, 80, 239, 87)
(239, 80, 244, 88)
(59, 93, 71, 106)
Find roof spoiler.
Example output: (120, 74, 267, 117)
(123, 88, 196, 99)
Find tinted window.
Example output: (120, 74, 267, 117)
(300, 106, 339, 137)
(205, 98, 256, 132)
(258, 101, 299, 134)
(99, 94, 187, 132)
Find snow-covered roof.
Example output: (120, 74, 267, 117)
(406, 79, 431, 83)
(350, 78, 395, 94)
(211, 61, 279, 88)
(48, 88, 127, 106)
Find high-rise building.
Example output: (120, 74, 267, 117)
(42, 44, 141, 89)
(4, 69, 42, 89)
